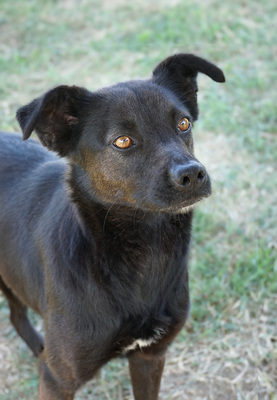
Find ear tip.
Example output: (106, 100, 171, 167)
(22, 131, 31, 141)
(153, 53, 226, 84)
(215, 70, 226, 83)
(16, 103, 36, 141)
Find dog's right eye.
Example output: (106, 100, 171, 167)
(178, 117, 191, 132)
(113, 136, 134, 149)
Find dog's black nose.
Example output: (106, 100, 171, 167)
(170, 162, 207, 188)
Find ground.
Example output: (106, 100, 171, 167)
(0, 0, 276, 399)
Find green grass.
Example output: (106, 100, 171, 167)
(191, 227, 276, 324)
(0, 0, 276, 398)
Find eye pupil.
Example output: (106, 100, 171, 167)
(114, 136, 133, 149)
(178, 118, 190, 132)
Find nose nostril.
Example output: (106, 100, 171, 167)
(182, 176, 191, 187)
(197, 170, 206, 183)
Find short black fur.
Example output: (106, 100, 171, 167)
(0, 54, 224, 400)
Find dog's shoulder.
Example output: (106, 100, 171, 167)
(0, 132, 68, 215)
(0, 132, 58, 169)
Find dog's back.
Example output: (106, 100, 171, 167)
(0, 133, 70, 313)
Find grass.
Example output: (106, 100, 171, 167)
(0, 0, 276, 399)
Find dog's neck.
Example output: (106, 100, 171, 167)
(65, 165, 192, 308)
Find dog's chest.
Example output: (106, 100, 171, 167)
(110, 278, 188, 356)
(71, 214, 191, 365)
(121, 327, 166, 354)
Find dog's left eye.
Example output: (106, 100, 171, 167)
(178, 117, 190, 132)
(113, 136, 134, 149)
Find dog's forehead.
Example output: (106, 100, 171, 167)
(98, 80, 188, 118)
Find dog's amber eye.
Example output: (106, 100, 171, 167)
(113, 136, 133, 149)
(178, 118, 190, 132)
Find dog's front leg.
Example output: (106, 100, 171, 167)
(38, 358, 75, 400)
(128, 348, 166, 400)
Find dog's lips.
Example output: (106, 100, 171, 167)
(132, 181, 212, 214)
(140, 169, 212, 214)
(157, 184, 212, 214)
(170, 199, 202, 214)
(164, 197, 203, 214)
(146, 193, 206, 214)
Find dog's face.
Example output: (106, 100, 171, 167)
(77, 81, 209, 213)
(17, 54, 225, 213)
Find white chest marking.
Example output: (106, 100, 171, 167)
(122, 328, 166, 353)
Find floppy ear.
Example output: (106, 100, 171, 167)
(16, 85, 90, 156)
(152, 54, 225, 120)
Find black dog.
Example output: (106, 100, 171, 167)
(0, 54, 224, 399)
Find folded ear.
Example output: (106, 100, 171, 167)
(16, 85, 90, 156)
(152, 54, 225, 120)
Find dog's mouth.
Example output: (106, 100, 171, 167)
(132, 187, 211, 214)
(168, 199, 202, 214)
(134, 164, 212, 214)
(144, 177, 212, 214)
(157, 196, 205, 214)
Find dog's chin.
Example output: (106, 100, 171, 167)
(171, 203, 198, 214)
(166, 199, 201, 214)
(151, 197, 203, 215)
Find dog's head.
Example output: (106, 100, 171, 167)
(17, 54, 225, 213)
